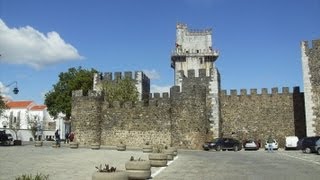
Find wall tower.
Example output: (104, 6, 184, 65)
(301, 39, 320, 136)
(171, 23, 221, 138)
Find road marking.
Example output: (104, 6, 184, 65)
(280, 153, 320, 165)
(151, 156, 179, 178)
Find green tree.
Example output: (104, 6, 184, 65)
(0, 95, 6, 117)
(44, 67, 98, 119)
(103, 77, 138, 104)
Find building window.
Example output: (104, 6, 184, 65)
(200, 58, 203, 64)
(13, 117, 17, 123)
(196, 50, 199, 53)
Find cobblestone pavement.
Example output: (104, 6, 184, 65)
(1, 144, 320, 180)
(0, 143, 162, 180)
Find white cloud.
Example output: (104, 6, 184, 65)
(0, 19, 84, 69)
(150, 84, 171, 94)
(143, 69, 160, 80)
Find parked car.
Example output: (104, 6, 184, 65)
(299, 136, 320, 153)
(285, 136, 299, 150)
(243, 139, 260, 150)
(203, 138, 242, 151)
(264, 139, 278, 150)
(315, 139, 320, 155)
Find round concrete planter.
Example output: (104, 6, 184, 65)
(34, 141, 43, 147)
(117, 144, 126, 151)
(163, 149, 174, 161)
(125, 160, 151, 180)
(169, 147, 178, 156)
(142, 144, 153, 153)
(69, 142, 79, 149)
(91, 143, 100, 150)
(92, 170, 128, 180)
(148, 153, 167, 167)
(52, 142, 60, 148)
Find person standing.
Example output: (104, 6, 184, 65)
(267, 135, 274, 152)
(65, 132, 69, 144)
(55, 129, 61, 147)
(69, 132, 75, 142)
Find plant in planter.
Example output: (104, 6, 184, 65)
(117, 141, 126, 151)
(125, 156, 151, 180)
(92, 164, 128, 180)
(142, 141, 152, 153)
(148, 145, 167, 167)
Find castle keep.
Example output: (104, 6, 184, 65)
(71, 24, 319, 149)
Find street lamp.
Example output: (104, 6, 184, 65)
(5, 81, 19, 94)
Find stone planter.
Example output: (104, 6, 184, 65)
(91, 143, 100, 150)
(92, 170, 128, 180)
(148, 153, 167, 167)
(69, 142, 79, 149)
(52, 142, 60, 148)
(13, 140, 22, 146)
(142, 144, 153, 153)
(125, 160, 151, 180)
(117, 144, 126, 151)
(34, 141, 43, 147)
(169, 147, 178, 156)
(163, 149, 174, 161)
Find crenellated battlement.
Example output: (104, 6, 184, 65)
(98, 71, 149, 82)
(177, 68, 214, 78)
(220, 86, 300, 96)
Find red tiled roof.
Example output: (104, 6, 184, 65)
(30, 105, 47, 111)
(6, 101, 34, 108)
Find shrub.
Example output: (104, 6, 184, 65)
(15, 173, 49, 180)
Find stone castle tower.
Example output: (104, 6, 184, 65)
(301, 39, 320, 136)
(171, 23, 221, 137)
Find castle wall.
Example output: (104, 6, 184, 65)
(71, 90, 102, 145)
(99, 97, 172, 147)
(170, 85, 210, 149)
(220, 87, 306, 147)
(301, 39, 320, 136)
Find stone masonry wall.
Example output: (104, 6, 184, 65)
(220, 87, 306, 147)
(304, 39, 320, 135)
(100, 98, 171, 147)
(71, 90, 102, 145)
(170, 85, 209, 149)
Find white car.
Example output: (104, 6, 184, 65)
(265, 139, 278, 150)
(285, 136, 299, 150)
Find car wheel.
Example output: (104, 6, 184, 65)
(233, 145, 239, 151)
(317, 148, 320, 155)
(305, 147, 311, 154)
(216, 145, 222, 151)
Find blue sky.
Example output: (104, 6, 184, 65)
(0, 0, 319, 104)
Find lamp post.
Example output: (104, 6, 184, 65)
(5, 81, 19, 94)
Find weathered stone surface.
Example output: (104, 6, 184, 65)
(220, 87, 306, 147)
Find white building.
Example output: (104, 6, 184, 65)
(0, 100, 59, 141)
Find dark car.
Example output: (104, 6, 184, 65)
(203, 138, 242, 151)
(299, 136, 320, 153)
